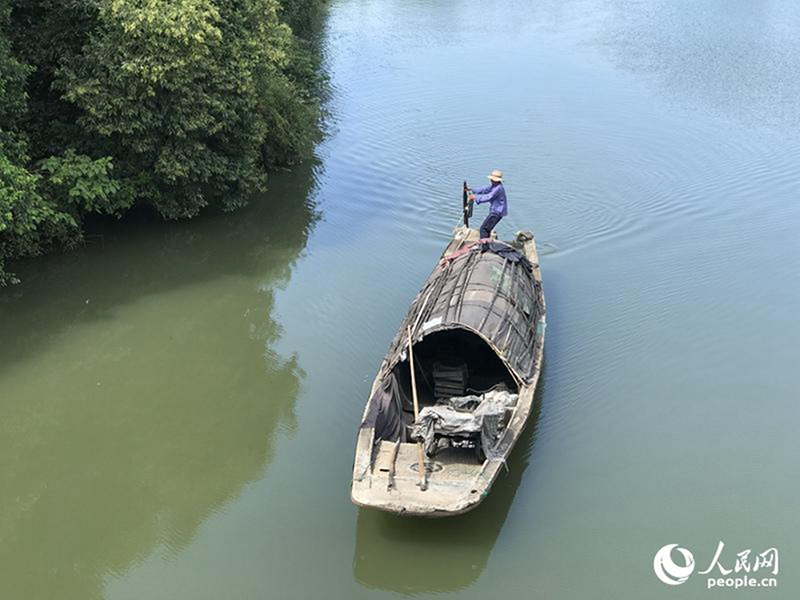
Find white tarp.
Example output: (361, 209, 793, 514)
(410, 389, 518, 460)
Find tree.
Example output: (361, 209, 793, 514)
(57, 0, 318, 219)
(0, 0, 51, 284)
(0, 0, 325, 284)
(1, 0, 128, 283)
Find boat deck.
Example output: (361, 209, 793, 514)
(353, 440, 487, 516)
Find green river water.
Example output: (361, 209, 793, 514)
(2, 1, 799, 598)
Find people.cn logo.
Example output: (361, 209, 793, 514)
(653, 543, 696, 585)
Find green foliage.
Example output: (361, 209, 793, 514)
(52, 0, 322, 219)
(0, 0, 61, 283)
(0, 154, 75, 285)
(0, 2, 29, 129)
(59, 0, 266, 217)
(39, 150, 125, 214)
(280, 0, 326, 39)
(6, 0, 96, 158)
(0, 0, 325, 284)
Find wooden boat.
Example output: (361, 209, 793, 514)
(351, 225, 546, 516)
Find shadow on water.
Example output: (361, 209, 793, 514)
(352, 368, 547, 594)
(0, 163, 319, 600)
(0, 161, 320, 374)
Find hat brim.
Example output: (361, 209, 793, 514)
(488, 175, 503, 182)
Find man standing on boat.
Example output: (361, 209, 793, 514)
(469, 169, 507, 239)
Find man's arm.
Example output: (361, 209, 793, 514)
(473, 185, 501, 205)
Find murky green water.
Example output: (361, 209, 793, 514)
(2, 1, 799, 598)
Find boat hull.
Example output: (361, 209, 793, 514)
(350, 227, 546, 516)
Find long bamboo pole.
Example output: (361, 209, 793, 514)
(407, 325, 428, 491)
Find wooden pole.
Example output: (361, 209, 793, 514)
(462, 181, 469, 227)
(407, 325, 428, 491)
(462, 181, 473, 228)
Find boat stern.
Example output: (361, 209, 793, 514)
(351, 441, 494, 517)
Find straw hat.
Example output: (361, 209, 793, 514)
(488, 169, 503, 182)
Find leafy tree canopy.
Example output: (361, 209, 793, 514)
(0, 0, 324, 283)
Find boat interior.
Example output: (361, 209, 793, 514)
(353, 325, 529, 514)
(390, 328, 518, 438)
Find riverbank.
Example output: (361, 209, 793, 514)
(0, 0, 327, 285)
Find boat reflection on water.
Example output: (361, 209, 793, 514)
(352, 372, 546, 594)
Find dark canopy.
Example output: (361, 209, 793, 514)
(385, 241, 544, 385)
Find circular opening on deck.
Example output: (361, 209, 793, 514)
(409, 462, 443, 473)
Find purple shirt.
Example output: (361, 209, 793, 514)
(473, 183, 508, 217)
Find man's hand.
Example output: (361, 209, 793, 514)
(468, 194, 475, 201)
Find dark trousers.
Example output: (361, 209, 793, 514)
(480, 213, 503, 239)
